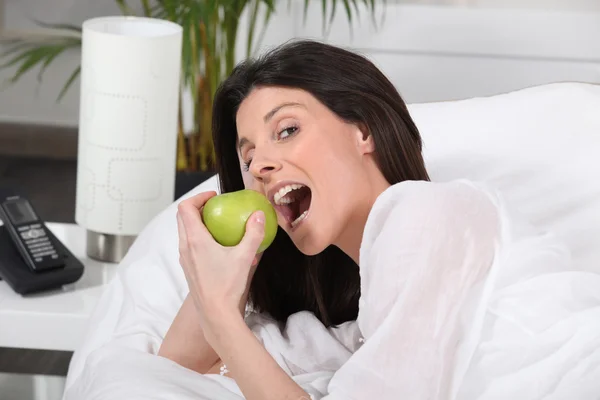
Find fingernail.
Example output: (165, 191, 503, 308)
(255, 211, 265, 225)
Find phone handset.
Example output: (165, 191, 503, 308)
(0, 192, 66, 272)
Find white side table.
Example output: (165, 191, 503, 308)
(0, 222, 118, 352)
(0, 222, 119, 400)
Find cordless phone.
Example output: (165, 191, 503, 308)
(0, 192, 66, 272)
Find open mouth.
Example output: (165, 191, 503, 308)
(272, 184, 312, 229)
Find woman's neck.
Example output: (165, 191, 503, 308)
(335, 173, 390, 264)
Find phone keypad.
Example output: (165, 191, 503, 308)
(18, 224, 58, 263)
(20, 228, 46, 240)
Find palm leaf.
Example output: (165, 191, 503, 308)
(32, 20, 83, 35)
(37, 45, 72, 83)
(251, 0, 275, 57)
(0, 43, 40, 66)
(5, 48, 51, 81)
(300, 0, 383, 37)
(342, 0, 354, 24)
(246, 0, 261, 58)
(1, 38, 81, 86)
(222, 2, 242, 73)
(157, 0, 180, 21)
(114, 0, 136, 16)
(57, 66, 81, 102)
(328, 0, 339, 25)
(321, 0, 327, 33)
(141, 0, 152, 16)
(304, 0, 310, 22)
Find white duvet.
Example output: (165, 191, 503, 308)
(64, 83, 600, 399)
(64, 178, 600, 399)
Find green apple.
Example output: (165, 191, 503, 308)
(202, 189, 278, 253)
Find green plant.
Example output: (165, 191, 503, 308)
(1, 0, 382, 172)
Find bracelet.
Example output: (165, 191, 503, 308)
(219, 363, 229, 376)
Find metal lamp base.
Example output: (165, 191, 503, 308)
(86, 230, 136, 263)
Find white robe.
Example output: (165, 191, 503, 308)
(64, 180, 600, 399)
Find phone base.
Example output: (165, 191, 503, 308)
(86, 230, 136, 263)
(0, 226, 84, 295)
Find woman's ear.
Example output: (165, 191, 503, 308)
(355, 123, 375, 155)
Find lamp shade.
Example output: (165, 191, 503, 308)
(75, 16, 182, 239)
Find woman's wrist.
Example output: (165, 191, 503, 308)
(203, 306, 247, 350)
(208, 311, 309, 400)
(158, 294, 220, 374)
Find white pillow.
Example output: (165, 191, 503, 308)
(409, 82, 600, 273)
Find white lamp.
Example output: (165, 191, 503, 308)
(75, 16, 183, 262)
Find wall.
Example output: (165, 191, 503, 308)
(294, 1, 600, 103)
(0, 0, 599, 127)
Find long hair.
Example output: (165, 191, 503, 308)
(212, 40, 429, 327)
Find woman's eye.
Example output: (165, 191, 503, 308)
(242, 158, 252, 172)
(278, 126, 298, 140)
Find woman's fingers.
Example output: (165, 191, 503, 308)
(237, 211, 266, 257)
(185, 191, 217, 208)
(177, 192, 217, 244)
(176, 214, 193, 276)
(176, 212, 188, 245)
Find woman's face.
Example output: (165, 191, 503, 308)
(236, 86, 383, 256)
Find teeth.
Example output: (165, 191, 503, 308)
(291, 210, 308, 228)
(272, 184, 310, 228)
(273, 184, 304, 205)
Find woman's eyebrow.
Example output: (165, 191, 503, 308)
(263, 102, 304, 123)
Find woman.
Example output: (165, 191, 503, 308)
(159, 41, 597, 399)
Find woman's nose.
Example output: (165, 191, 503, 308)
(250, 153, 281, 181)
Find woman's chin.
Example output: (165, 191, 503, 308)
(296, 244, 322, 256)
(289, 231, 328, 256)
(277, 211, 329, 255)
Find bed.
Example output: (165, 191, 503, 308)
(62, 82, 600, 399)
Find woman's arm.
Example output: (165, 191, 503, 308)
(158, 271, 256, 374)
(207, 310, 311, 400)
(157, 293, 219, 373)
(158, 286, 254, 374)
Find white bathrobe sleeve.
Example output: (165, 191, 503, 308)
(322, 181, 502, 400)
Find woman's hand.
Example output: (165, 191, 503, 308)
(177, 192, 310, 400)
(176, 191, 265, 344)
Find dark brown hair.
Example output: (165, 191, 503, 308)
(212, 40, 429, 327)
